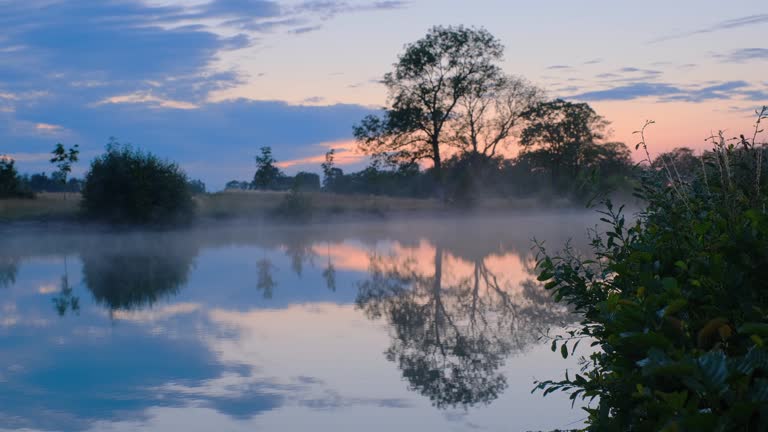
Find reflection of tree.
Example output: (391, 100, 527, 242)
(281, 231, 315, 277)
(0, 256, 18, 288)
(52, 258, 79, 316)
(256, 258, 276, 299)
(356, 246, 570, 409)
(81, 238, 196, 311)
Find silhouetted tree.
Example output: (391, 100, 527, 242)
(354, 26, 504, 187)
(252, 146, 283, 189)
(49, 143, 79, 199)
(0, 157, 31, 198)
(321, 149, 344, 191)
(187, 179, 206, 194)
(451, 75, 543, 157)
(521, 99, 608, 187)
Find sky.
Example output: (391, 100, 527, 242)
(0, 0, 766, 189)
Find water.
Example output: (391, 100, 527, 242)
(0, 212, 597, 432)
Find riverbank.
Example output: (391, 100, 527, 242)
(1, 190, 581, 224)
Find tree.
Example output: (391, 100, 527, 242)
(451, 75, 543, 157)
(49, 143, 79, 199)
(0, 156, 31, 198)
(252, 146, 283, 190)
(321, 149, 344, 191)
(520, 99, 608, 186)
(354, 26, 505, 187)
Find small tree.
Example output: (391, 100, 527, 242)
(50, 143, 80, 199)
(252, 146, 283, 190)
(321, 149, 344, 191)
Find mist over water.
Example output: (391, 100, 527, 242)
(0, 211, 601, 431)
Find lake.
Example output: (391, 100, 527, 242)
(0, 212, 598, 431)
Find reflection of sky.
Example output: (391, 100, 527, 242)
(0, 218, 592, 432)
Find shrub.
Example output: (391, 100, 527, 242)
(273, 188, 312, 222)
(0, 157, 34, 198)
(534, 109, 768, 431)
(82, 142, 194, 225)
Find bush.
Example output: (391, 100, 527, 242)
(534, 111, 768, 431)
(0, 158, 34, 198)
(82, 142, 194, 225)
(273, 188, 312, 222)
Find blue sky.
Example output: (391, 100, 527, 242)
(0, 0, 766, 189)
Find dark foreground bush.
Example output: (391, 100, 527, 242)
(535, 110, 768, 431)
(82, 143, 194, 225)
(0, 158, 34, 198)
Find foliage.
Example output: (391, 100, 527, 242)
(354, 25, 505, 180)
(187, 178, 207, 195)
(0, 157, 33, 198)
(49, 143, 80, 195)
(252, 146, 284, 189)
(81, 140, 195, 225)
(19, 172, 83, 193)
(293, 171, 320, 192)
(521, 99, 608, 188)
(273, 188, 313, 221)
(534, 108, 768, 431)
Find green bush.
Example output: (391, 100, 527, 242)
(0, 158, 34, 198)
(82, 142, 194, 225)
(535, 110, 768, 431)
(273, 188, 312, 222)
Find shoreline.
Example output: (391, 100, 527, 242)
(0, 191, 607, 230)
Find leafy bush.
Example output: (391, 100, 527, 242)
(273, 188, 312, 222)
(0, 157, 33, 198)
(534, 109, 768, 431)
(82, 142, 194, 225)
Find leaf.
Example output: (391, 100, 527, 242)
(698, 351, 728, 391)
(561, 343, 568, 359)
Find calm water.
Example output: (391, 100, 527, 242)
(0, 213, 597, 432)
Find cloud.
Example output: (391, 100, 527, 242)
(3, 98, 376, 188)
(546, 65, 570, 70)
(276, 139, 364, 169)
(652, 14, 768, 43)
(714, 48, 768, 63)
(570, 80, 759, 103)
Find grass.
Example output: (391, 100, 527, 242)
(0, 190, 576, 223)
(0, 192, 82, 222)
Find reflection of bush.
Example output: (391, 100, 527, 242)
(81, 238, 196, 311)
(0, 256, 18, 288)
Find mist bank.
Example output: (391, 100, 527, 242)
(0, 190, 640, 226)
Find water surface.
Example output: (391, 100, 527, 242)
(0, 213, 597, 431)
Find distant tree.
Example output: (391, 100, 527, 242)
(521, 99, 608, 186)
(187, 179, 206, 195)
(354, 26, 505, 186)
(49, 143, 80, 199)
(651, 147, 701, 183)
(293, 172, 321, 192)
(225, 180, 249, 190)
(0, 156, 31, 198)
(452, 75, 543, 157)
(321, 149, 344, 191)
(252, 146, 283, 189)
